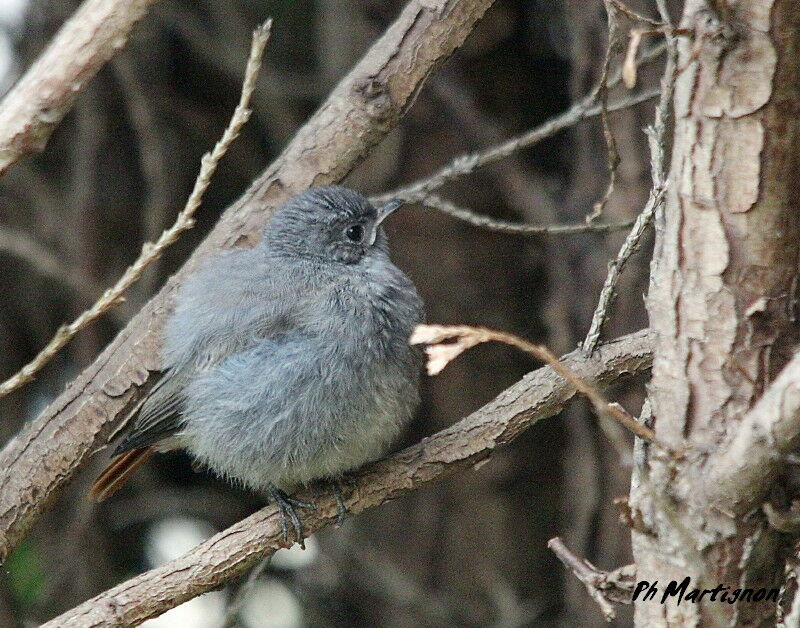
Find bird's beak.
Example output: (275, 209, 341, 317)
(375, 199, 405, 226)
(368, 199, 405, 245)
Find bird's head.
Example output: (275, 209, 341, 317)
(263, 186, 404, 264)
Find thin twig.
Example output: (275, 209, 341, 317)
(418, 195, 636, 235)
(370, 75, 662, 206)
(410, 324, 667, 450)
(623, 29, 688, 89)
(548, 537, 635, 622)
(587, 0, 624, 224)
(582, 7, 677, 354)
(0, 21, 272, 400)
(607, 0, 662, 27)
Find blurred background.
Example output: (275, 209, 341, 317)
(0, 0, 668, 625)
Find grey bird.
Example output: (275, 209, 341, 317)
(90, 186, 424, 544)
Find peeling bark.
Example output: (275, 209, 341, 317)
(631, 1, 800, 625)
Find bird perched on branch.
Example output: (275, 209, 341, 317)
(90, 186, 424, 545)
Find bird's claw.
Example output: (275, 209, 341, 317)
(268, 484, 315, 549)
(330, 481, 347, 527)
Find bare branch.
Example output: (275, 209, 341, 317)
(582, 8, 678, 354)
(0, 0, 165, 177)
(372, 86, 661, 205)
(548, 537, 635, 622)
(0, 0, 498, 566)
(42, 330, 653, 627)
(413, 194, 636, 235)
(705, 348, 800, 515)
(587, 0, 625, 224)
(607, 0, 662, 27)
(0, 21, 272, 400)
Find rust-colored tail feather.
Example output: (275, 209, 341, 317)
(88, 447, 154, 502)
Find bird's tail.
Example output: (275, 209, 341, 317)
(88, 447, 154, 502)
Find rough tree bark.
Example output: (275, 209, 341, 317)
(0, 0, 165, 175)
(0, 0, 496, 565)
(631, 1, 800, 625)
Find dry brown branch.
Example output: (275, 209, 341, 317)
(581, 9, 678, 354)
(410, 324, 661, 446)
(0, 22, 272, 400)
(547, 537, 635, 622)
(416, 194, 636, 235)
(0, 0, 165, 177)
(41, 330, 653, 627)
(0, 0, 497, 566)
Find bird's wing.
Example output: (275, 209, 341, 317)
(113, 369, 190, 454)
(114, 248, 303, 454)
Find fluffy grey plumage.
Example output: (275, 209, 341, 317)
(98, 186, 423, 508)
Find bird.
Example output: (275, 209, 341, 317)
(90, 186, 424, 544)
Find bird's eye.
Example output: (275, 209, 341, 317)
(345, 224, 364, 243)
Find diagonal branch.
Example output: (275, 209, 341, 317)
(548, 537, 635, 622)
(0, 0, 497, 565)
(372, 87, 661, 206)
(409, 324, 659, 445)
(370, 43, 665, 207)
(705, 348, 800, 515)
(42, 329, 653, 627)
(0, 0, 166, 177)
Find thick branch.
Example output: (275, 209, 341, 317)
(43, 330, 653, 627)
(0, 0, 164, 176)
(0, 0, 496, 564)
(705, 349, 800, 515)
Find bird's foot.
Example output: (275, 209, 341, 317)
(329, 480, 347, 527)
(268, 484, 315, 549)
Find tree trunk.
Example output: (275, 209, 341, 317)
(631, 0, 800, 625)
